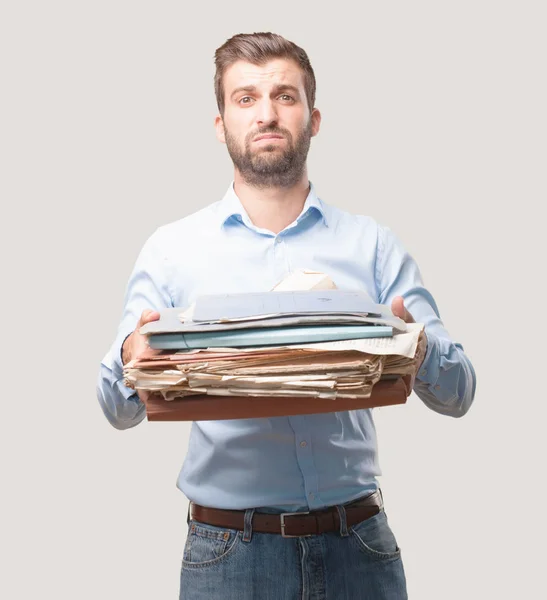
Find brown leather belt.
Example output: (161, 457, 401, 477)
(190, 490, 382, 538)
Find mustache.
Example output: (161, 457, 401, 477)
(247, 127, 292, 143)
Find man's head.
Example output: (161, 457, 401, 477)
(213, 33, 321, 189)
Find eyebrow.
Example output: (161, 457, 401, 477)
(230, 84, 301, 100)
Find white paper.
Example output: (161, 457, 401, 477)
(271, 269, 338, 292)
(286, 323, 424, 358)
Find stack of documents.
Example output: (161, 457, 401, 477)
(123, 289, 424, 403)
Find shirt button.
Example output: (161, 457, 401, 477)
(275, 237, 281, 244)
(420, 369, 427, 376)
(308, 493, 315, 500)
(300, 441, 307, 447)
(434, 384, 440, 390)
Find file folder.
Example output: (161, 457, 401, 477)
(145, 377, 408, 421)
(192, 289, 385, 322)
(147, 324, 393, 350)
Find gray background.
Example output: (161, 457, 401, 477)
(1, 1, 545, 598)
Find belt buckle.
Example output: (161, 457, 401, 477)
(280, 511, 311, 538)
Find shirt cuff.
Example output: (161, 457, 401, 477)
(113, 333, 142, 403)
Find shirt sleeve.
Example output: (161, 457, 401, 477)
(96, 229, 173, 430)
(375, 224, 476, 417)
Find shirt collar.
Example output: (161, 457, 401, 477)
(216, 181, 330, 230)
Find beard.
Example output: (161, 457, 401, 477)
(224, 120, 312, 189)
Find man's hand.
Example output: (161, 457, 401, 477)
(391, 296, 428, 396)
(122, 309, 161, 406)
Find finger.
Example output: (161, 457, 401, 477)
(391, 296, 415, 323)
(139, 309, 160, 326)
(138, 389, 151, 407)
(143, 310, 160, 323)
(391, 296, 405, 318)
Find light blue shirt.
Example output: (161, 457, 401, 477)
(97, 182, 476, 510)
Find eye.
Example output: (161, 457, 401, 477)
(278, 94, 295, 103)
(239, 96, 254, 105)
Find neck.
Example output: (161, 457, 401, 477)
(233, 170, 311, 234)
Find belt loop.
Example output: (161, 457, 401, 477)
(242, 508, 255, 543)
(335, 504, 349, 537)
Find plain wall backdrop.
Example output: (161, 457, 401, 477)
(1, 1, 545, 598)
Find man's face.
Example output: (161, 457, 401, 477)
(215, 58, 321, 188)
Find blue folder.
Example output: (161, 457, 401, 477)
(192, 290, 384, 322)
(147, 324, 393, 350)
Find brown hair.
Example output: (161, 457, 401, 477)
(214, 32, 316, 115)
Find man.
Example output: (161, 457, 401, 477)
(97, 32, 476, 599)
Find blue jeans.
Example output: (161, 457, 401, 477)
(179, 503, 407, 599)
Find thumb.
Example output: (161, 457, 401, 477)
(139, 309, 161, 326)
(391, 296, 414, 323)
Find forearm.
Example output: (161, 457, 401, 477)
(96, 228, 172, 429)
(376, 224, 477, 417)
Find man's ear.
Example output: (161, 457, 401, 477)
(310, 108, 322, 137)
(215, 114, 226, 144)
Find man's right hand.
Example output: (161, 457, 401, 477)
(122, 309, 161, 406)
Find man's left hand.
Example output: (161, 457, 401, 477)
(391, 296, 428, 395)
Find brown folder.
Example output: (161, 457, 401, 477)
(145, 377, 407, 421)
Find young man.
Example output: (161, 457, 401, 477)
(97, 32, 476, 600)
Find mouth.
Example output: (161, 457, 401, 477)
(253, 134, 285, 142)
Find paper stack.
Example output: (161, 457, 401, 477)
(123, 280, 424, 415)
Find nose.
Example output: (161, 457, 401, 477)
(255, 98, 278, 128)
